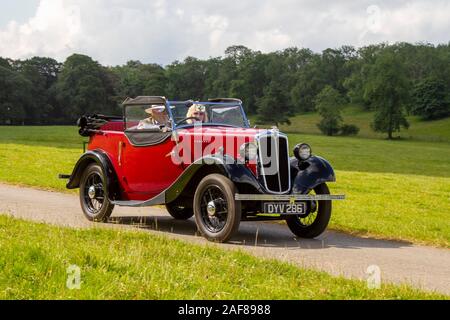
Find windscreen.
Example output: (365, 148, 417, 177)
(170, 103, 248, 128)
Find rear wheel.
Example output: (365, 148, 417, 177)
(166, 201, 194, 220)
(79, 163, 114, 222)
(193, 174, 241, 243)
(286, 183, 331, 238)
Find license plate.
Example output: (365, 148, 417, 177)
(263, 202, 306, 214)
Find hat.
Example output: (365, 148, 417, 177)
(145, 105, 166, 114)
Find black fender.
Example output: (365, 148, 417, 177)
(292, 155, 336, 194)
(165, 154, 265, 203)
(66, 150, 120, 200)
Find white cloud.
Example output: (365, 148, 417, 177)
(0, 0, 81, 59)
(0, 0, 449, 65)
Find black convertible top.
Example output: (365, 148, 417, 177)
(122, 96, 167, 106)
(208, 98, 242, 103)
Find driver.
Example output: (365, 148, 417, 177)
(138, 105, 170, 130)
(186, 104, 208, 124)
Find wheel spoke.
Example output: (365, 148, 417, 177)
(200, 186, 228, 233)
(83, 172, 105, 215)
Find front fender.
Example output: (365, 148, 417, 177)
(66, 150, 120, 199)
(165, 154, 264, 203)
(292, 155, 336, 194)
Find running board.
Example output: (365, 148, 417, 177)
(235, 194, 345, 201)
(111, 192, 165, 207)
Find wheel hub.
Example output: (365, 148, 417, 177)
(207, 201, 216, 216)
(88, 185, 97, 199)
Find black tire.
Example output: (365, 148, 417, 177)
(79, 163, 114, 222)
(286, 183, 331, 238)
(193, 174, 241, 243)
(166, 202, 194, 220)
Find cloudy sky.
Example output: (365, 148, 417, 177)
(0, 0, 449, 66)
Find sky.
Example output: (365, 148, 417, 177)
(0, 0, 449, 66)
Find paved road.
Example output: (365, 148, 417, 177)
(0, 183, 449, 295)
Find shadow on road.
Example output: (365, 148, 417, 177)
(107, 215, 413, 250)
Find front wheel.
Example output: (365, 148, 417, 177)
(285, 183, 331, 238)
(79, 163, 114, 222)
(193, 174, 241, 243)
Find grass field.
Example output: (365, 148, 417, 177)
(277, 106, 450, 143)
(0, 215, 445, 299)
(0, 125, 449, 247)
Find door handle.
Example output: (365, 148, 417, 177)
(118, 141, 125, 166)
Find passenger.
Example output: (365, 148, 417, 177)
(138, 105, 170, 130)
(186, 104, 208, 124)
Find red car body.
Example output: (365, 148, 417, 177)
(88, 124, 261, 201)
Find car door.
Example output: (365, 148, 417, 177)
(120, 127, 184, 200)
(120, 105, 184, 200)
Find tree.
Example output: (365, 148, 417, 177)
(166, 57, 208, 100)
(111, 61, 167, 99)
(0, 57, 10, 69)
(0, 66, 32, 124)
(224, 45, 253, 64)
(256, 52, 296, 126)
(54, 54, 118, 122)
(290, 53, 325, 112)
(343, 44, 387, 109)
(4, 57, 62, 124)
(256, 82, 291, 126)
(314, 85, 344, 136)
(364, 51, 410, 139)
(412, 77, 450, 120)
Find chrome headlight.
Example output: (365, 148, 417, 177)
(239, 142, 258, 161)
(294, 143, 311, 161)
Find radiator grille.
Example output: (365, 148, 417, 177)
(258, 133, 290, 193)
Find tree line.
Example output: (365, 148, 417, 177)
(1, 42, 449, 138)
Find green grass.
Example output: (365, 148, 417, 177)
(0, 126, 84, 191)
(0, 215, 445, 300)
(329, 171, 450, 247)
(0, 143, 81, 191)
(288, 133, 450, 177)
(276, 106, 450, 143)
(0, 126, 85, 148)
(0, 126, 449, 247)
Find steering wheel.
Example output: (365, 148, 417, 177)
(176, 117, 200, 126)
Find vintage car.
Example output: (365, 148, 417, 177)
(61, 96, 344, 242)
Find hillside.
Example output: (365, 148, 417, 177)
(274, 106, 450, 143)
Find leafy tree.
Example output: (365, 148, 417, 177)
(256, 52, 297, 125)
(290, 54, 325, 112)
(0, 66, 32, 124)
(1, 42, 450, 126)
(166, 57, 208, 100)
(111, 61, 167, 99)
(224, 45, 253, 64)
(412, 77, 450, 120)
(340, 124, 360, 136)
(314, 85, 344, 136)
(343, 44, 387, 109)
(364, 51, 410, 139)
(228, 51, 267, 114)
(140, 64, 167, 96)
(0, 57, 11, 69)
(54, 54, 118, 122)
(256, 84, 291, 126)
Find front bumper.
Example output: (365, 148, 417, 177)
(235, 194, 345, 201)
